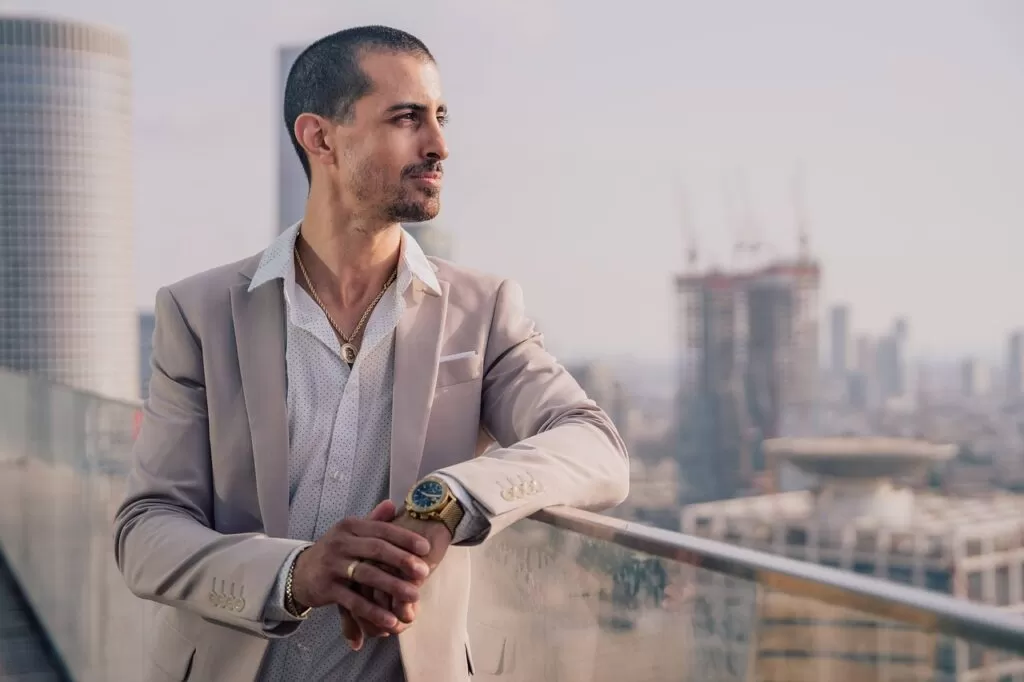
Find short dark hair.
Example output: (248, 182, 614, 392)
(284, 26, 434, 183)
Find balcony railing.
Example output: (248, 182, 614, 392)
(1, 368, 1023, 681)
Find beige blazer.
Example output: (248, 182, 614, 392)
(112, 251, 629, 682)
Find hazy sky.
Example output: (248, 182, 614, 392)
(5, 0, 1024, 362)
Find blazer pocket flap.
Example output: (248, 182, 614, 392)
(436, 353, 482, 388)
(150, 622, 196, 681)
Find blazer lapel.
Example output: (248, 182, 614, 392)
(389, 280, 448, 503)
(230, 280, 289, 538)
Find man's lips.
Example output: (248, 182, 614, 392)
(408, 171, 443, 186)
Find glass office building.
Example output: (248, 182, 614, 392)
(0, 17, 138, 400)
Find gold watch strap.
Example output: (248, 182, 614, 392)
(437, 497, 465, 537)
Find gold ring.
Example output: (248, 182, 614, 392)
(346, 560, 361, 581)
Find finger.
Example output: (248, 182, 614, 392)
(349, 560, 420, 603)
(367, 500, 396, 522)
(391, 593, 419, 622)
(344, 519, 431, 557)
(355, 585, 392, 638)
(331, 583, 400, 632)
(344, 537, 429, 580)
(340, 608, 365, 651)
(391, 593, 416, 625)
(358, 614, 408, 638)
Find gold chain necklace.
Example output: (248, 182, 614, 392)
(294, 245, 397, 366)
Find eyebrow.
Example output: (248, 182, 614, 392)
(384, 102, 447, 115)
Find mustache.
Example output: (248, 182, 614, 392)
(403, 161, 443, 176)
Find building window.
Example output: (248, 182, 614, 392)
(934, 639, 956, 672)
(968, 571, 984, 601)
(888, 565, 914, 585)
(854, 561, 877, 577)
(724, 524, 742, 544)
(785, 526, 807, 546)
(996, 566, 1010, 606)
(855, 530, 877, 553)
(925, 570, 951, 594)
(968, 642, 986, 670)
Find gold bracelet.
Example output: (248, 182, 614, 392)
(284, 549, 312, 618)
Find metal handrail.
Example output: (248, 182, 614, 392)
(534, 506, 1024, 656)
(5, 369, 1024, 656)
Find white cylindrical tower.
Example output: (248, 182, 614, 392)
(0, 16, 137, 399)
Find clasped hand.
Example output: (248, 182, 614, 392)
(290, 499, 452, 650)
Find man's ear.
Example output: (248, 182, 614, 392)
(294, 113, 335, 168)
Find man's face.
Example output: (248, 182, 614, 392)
(327, 51, 448, 224)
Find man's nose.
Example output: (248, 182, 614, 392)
(423, 123, 449, 161)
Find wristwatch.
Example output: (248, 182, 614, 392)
(405, 476, 465, 537)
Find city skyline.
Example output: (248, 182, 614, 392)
(5, 0, 1023, 362)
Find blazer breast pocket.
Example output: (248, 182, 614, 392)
(435, 351, 482, 389)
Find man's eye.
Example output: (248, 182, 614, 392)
(437, 115, 449, 127)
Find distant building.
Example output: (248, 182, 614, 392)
(961, 357, 989, 399)
(674, 257, 820, 503)
(880, 317, 909, 400)
(0, 17, 138, 400)
(684, 437, 1023, 682)
(1007, 331, 1024, 401)
(829, 304, 850, 378)
(138, 312, 156, 399)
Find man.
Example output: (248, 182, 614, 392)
(113, 25, 628, 682)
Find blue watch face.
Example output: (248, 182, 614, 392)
(411, 479, 446, 510)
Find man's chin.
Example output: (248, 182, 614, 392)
(390, 200, 440, 223)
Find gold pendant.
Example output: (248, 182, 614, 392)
(340, 342, 357, 366)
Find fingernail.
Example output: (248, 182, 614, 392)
(412, 561, 429, 578)
(416, 539, 430, 555)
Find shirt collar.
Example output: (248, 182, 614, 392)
(248, 221, 441, 297)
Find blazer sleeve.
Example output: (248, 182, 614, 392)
(435, 279, 630, 539)
(112, 287, 307, 638)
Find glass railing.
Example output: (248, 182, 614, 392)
(1, 368, 1023, 682)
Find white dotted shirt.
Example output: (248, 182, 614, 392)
(251, 224, 486, 682)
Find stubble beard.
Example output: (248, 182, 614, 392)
(384, 186, 440, 223)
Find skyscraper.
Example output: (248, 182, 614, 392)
(0, 17, 138, 400)
(1007, 331, 1024, 401)
(829, 304, 850, 378)
(675, 258, 820, 502)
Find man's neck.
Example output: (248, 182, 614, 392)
(297, 204, 402, 309)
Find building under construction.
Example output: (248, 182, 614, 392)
(676, 257, 820, 503)
(674, 178, 821, 503)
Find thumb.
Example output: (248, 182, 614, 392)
(368, 499, 397, 521)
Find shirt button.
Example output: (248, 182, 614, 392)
(329, 470, 344, 482)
